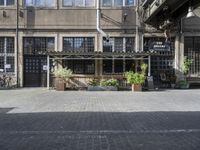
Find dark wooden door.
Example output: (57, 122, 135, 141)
(24, 55, 47, 87)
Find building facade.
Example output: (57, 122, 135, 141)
(0, 0, 200, 88)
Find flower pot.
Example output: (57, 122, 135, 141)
(55, 78, 66, 91)
(132, 84, 142, 92)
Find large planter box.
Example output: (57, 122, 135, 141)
(88, 86, 118, 91)
(132, 84, 142, 92)
(55, 78, 66, 91)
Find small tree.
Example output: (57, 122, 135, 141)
(182, 57, 193, 75)
(54, 67, 72, 81)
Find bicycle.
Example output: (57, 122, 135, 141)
(0, 74, 14, 88)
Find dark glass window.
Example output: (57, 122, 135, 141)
(102, 0, 112, 7)
(6, 56, 14, 72)
(0, 0, 14, 6)
(63, 37, 95, 52)
(103, 37, 135, 52)
(114, 38, 123, 52)
(103, 60, 112, 73)
(63, 59, 95, 74)
(0, 38, 4, 53)
(23, 37, 55, 55)
(125, 60, 135, 71)
(0, 37, 15, 73)
(126, 38, 135, 52)
(114, 59, 123, 73)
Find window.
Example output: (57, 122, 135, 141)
(25, 0, 56, 7)
(0, 37, 15, 73)
(0, 0, 14, 6)
(63, 0, 95, 7)
(102, 0, 134, 7)
(63, 37, 94, 52)
(23, 37, 55, 55)
(103, 37, 135, 52)
(63, 60, 95, 74)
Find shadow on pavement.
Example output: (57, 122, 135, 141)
(0, 111, 200, 150)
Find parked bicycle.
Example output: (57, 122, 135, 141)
(0, 74, 14, 88)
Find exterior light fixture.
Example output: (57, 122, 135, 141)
(186, 6, 195, 18)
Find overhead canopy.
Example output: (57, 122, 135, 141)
(47, 51, 157, 59)
(143, 0, 200, 28)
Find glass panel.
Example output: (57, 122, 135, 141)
(0, 38, 4, 53)
(126, 37, 135, 52)
(25, 0, 33, 6)
(23, 38, 34, 54)
(114, 0, 123, 7)
(126, 0, 134, 6)
(7, 0, 15, 5)
(63, 38, 73, 51)
(85, 0, 95, 7)
(34, 37, 46, 54)
(74, 60, 84, 74)
(6, 37, 14, 53)
(6, 56, 14, 72)
(84, 60, 95, 74)
(0, 56, 4, 71)
(47, 38, 55, 52)
(74, 38, 84, 51)
(75, 0, 84, 7)
(114, 38, 123, 52)
(35, 0, 45, 7)
(125, 60, 134, 71)
(114, 59, 123, 73)
(102, 0, 111, 7)
(103, 38, 113, 52)
(84, 37, 94, 52)
(63, 0, 73, 6)
(103, 59, 112, 73)
(45, 0, 55, 7)
(0, 0, 4, 5)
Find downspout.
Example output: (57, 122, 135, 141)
(97, 0, 109, 40)
(16, 0, 19, 87)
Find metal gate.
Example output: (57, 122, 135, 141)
(23, 55, 47, 87)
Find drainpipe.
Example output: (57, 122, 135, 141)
(97, 0, 109, 40)
(16, 0, 19, 87)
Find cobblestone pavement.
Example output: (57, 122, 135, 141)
(0, 89, 200, 150)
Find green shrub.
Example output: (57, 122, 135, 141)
(182, 57, 193, 75)
(88, 79, 100, 86)
(124, 63, 147, 85)
(53, 67, 72, 81)
(100, 79, 118, 87)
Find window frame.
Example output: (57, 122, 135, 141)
(0, 37, 15, 73)
(62, 0, 95, 8)
(101, 0, 135, 7)
(24, 0, 56, 8)
(0, 0, 15, 6)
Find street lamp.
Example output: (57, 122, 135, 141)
(181, 6, 196, 34)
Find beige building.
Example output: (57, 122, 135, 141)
(0, 0, 200, 88)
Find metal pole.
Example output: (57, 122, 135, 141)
(47, 55, 50, 89)
(148, 55, 151, 76)
(16, 0, 19, 87)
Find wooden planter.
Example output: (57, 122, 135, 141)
(55, 78, 66, 91)
(132, 84, 142, 92)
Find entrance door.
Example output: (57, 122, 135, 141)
(24, 55, 47, 87)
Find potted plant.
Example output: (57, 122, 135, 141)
(178, 57, 193, 89)
(125, 63, 147, 92)
(53, 67, 72, 91)
(170, 75, 177, 88)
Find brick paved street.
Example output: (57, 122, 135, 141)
(0, 89, 200, 150)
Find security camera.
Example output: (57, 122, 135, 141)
(103, 36, 110, 42)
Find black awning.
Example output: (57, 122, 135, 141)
(47, 50, 156, 59)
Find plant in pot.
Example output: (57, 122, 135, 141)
(125, 63, 147, 92)
(170, 74, 177, 88)
(179, 57, 193, 89)
(53, 67, 72, 91)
